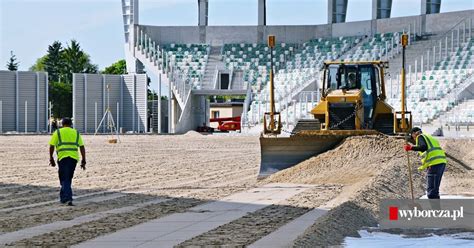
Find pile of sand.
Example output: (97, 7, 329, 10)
(266, 135, 428, 246)
(265, 135, 472, 246)
(439, 138, 474, 196)
(183, 130, 203, 137)
(441, 138, 474, 166)
(266, 135, 415, 186)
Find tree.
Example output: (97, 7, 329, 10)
(6, 51, 19, 71)
(29, 55, 48, 72)
(27, 40, 99, 118)
(44, 41, 64, 82)
(103, 59, 127, 75)
(62, 40, 98, 83)
(49, 81, 72, 118)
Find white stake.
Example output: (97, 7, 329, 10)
(49, 101, 52, 134)
(25, 101, 28, 133)
(95, 102, 98, 131)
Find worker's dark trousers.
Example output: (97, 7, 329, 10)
(426, 163, 446, 199)
(58, 157, 77, 203)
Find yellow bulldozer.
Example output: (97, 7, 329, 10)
(259, 58, 413, 178)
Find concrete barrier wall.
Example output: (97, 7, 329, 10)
(425, 10, 474, 33)
(206, 26, 259, 45)
(332, 20, 372, 37)
(0, 71, 48, 133)
(375, 15, 419, 34)
(264, 25, 332, 43)
(142, 26, 201, 45)
(138, 10, 473, 45)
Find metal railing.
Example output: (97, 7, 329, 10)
(411, 17, 472, 79)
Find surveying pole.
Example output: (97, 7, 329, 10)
(268, 35, 276, 131)
(401, 33, 415, 201)
(401, 33, 408, 130)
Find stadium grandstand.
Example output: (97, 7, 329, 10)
(121, 0, 473, 136)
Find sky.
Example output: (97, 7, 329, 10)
(0, 0, 473, 72)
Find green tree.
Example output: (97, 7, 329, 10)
(29, 40, 99, 118)
(44, 41, 64, 82)
(62, 40, 98, 83)
(6, 51, 19, 71)
(49, 81, 72, 118)
(103, 59, 127, 75)
(29, 55, 48, 71)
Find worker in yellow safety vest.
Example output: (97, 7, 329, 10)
(49, 118, 86, 206)
(404, 127, 447, 199)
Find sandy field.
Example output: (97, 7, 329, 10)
(0, 133, 472, 247)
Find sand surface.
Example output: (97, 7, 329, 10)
(266, 135, 473, 246)
(440, 138, 474, 196)
(0, 134, 471, 247)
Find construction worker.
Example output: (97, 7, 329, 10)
(49, 118, 86, 206)
(404, 127, 447, 199)
(348, 72, 357, 89)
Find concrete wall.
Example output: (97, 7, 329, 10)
(138, 10, 473, 46)
(332, 20, 372, 37)
(375, 15, 419, 34)
(174, 93, 208, 134)
(141, 25, 333, 45)
(0, 71, 48, 133)
(425, 10, 474, 33)
(73, 73, 147, 133)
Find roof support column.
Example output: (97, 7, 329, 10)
(372, 0, 392, 19)
(258, 0, 266, 26)
(198, 0, 209, 26)
(421, 0, 441, 15)
(328, 0, 348, 24)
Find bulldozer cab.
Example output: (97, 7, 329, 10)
(320, 62, 385, 130)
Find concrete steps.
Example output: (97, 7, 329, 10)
(202, 46, 224, 89)
(231, 71, 245, 90)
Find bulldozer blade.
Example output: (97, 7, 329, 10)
(258, 135, 343, 179)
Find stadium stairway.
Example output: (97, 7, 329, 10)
(201, 46, 225, 89)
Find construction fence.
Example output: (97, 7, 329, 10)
(0, 70, 48, 133)
(73, 73, 148, 133)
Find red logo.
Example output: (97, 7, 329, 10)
(389, 206, 398, 220)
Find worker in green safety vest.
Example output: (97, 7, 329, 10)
(404, 127, 447, 199)
(49, 118, 86, 206)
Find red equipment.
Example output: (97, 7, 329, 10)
(210, 116, 241, 132)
